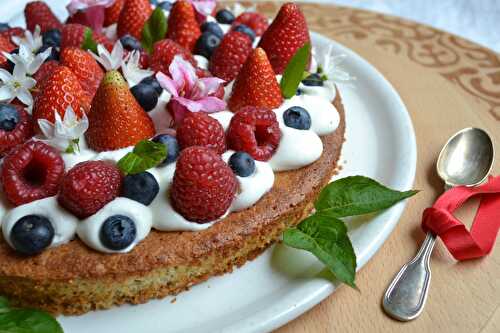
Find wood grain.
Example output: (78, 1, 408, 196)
(246, 2, 500, 332)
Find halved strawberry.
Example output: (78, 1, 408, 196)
(104, 0, 126, 27)
(85, 70, 155, 151)
(150, 39, 196, 74)
(228, 48, 283, 112)
(0, 36, 16, 69)
(60, 24, 113, 50)
(166, 0, 201, 51)
(117, 0, 152, 39)
(258, 3, 310, 74)
(24, 1, 63, 33)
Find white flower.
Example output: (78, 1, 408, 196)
(227, 3, 256, 17)
(37, 107, 89, 153)
(2, 44, 52, 75)
(91, 41, 124, 71)
(317, 45, 356, 84)
(0, 63, 36, 108)
(122, 50, 153, 87)
(12, 25, 43, 54)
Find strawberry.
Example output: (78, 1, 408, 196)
(150, 39, 196, 74)
(208, 31, 253, 83)
(228, 48, 283, 112)
(104, 0, 126, 27)
(60, 47, 104, 100)
(117, 0, 152, 40)
(33, 65, 90, 126)
(60, 24, 113, 50)
(32, 60, 59, 100)
(258, 2, 310, 74)
(24, 1, 63, 33)
(0, 36, 15, 69)
(85, 70, 155, 151)
(166, 0, 201, 51)
(233, 12, 269, 36)
(0, 27, 25, 41)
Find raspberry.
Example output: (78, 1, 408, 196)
(233, 12, 269, 36)
(227, 107, 281, 161)
(171, 146, 237, 222)
(0, 104, 33, 156)
(176, 112, 226, 154)
(209, 31, 253, 83)
(1, 141, 64, 206)
(58, 161, 122, 218)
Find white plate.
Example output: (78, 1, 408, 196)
(6, 2, 417, 332)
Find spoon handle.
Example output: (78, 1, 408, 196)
(382, 232, 436, 321)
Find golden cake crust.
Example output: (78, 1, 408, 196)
(0, 91, 345, 315)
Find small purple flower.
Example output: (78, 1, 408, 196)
(156, 55, 226, 125)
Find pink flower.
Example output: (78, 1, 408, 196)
(189, 0, 216, 17)
(156, 55, 226, 125)
(66, 0, 115, 32)
(67, 0, 115, 14)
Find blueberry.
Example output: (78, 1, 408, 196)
(140, 75, 163, 95)
(149, 0, 159, 5)
(0, 103, 19, 131)
(152, 134, 179, 165)
(229, 152, 255, 177)
(0, 23, 10, 32)
(296, 89, 302, 96)
(194, 32, 221, 59)
(200, 21, 223, 39)
(131, 83, 159, 112)
(10, 215, 54, 255)
(120, 34, 142, 51)
(122, 172, 159, 206)
(301, 73, 323, 87)
(233, 24, 255, 42)
(157, 1, 172, 11)
(99, 215, 137, 251)
(42, 28, 61, 47)
(215, 9, 235, 24)
(283, 106, 311, 130)
(37, 44, 59, 62)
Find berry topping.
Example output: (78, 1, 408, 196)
(131, 83, 159, 112)
(228, 47, 283, 112)
(99, 215, 137, 251)
(258, 3, 311, 74)
(0, 36, 16, 70)
(32, 60, 59, 95)
(302, 73, 324, 86)
(58, 161, 122, 218)
(0, 27, 24, 41)
(157, 1, 172, 11)
(177, 112, 226, 154)
(122, 171, 159, 206)
(283, 106, 311, 130)
(0, 23, 10, 32)
(104, 0, 125, 27)
(200, 21, 224, 39)
(42, 28, 61, 48)
(166, 0, 201, 51)
(209, 31, 253, 83)
(24, 1, 63, 33)
(233, 12, 269, 36)
(1, 141, 64, 206)
(60, 24, 112, 50)
(171, 146, 237, 222)
(152, 134, 180, 165)
(232, 24, 256, 42)
(227, 106, 281, 161)
(215, 9, 235, 24)
(0, 103, 20, 131)
(117, 0, 152, 39)
(120, 34, 142, 51)
(228, 151, 256, 177)
(140, 76, 163, 95)
(150, 39, 196, 74)
(0, 105, 33, 156)
(10, 215, 54, 255)
(194, 32, 221, 59)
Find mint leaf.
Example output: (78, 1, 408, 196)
(280, 43, 311, 99)
(315, 176, 418, 218)
(0, 297, 63, 333)
(284, 214, 357, 288)
(141, 7, 167, 54)
(117, 140, 167, 175)
(81, 27, 98, 54)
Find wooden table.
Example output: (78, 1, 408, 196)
(252, 2, 500, 332)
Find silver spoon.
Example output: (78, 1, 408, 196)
(382, 127, 494, 322)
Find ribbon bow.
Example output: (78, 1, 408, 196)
(421, 176, 500, 261)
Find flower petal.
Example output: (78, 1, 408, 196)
(16, 88, 33, 106)
(174, 96, 203, 112)
(198, 77, 224, 95)
(0, 85, 14, 102)
(169, 55, 197, 91)
(22, 77, 37, 90)
(0, 68, 13, 83)
(191, 0, 216, 16)
(37, 118, 55, 138)
(196, 96, 226, 112)
(156, 72, 179, 97)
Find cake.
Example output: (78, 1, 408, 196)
(0, 0, 348, 314)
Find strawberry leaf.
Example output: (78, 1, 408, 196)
(280, 42, 311, 99)
(117, 140, 167, 175)
(81, 27, 98, 54)
(141, 7, 167, 54)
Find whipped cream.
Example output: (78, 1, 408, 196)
(2, 197, 78, 250)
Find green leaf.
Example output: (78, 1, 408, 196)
(141, 7, 167, 54)
(81, 27, 98, 54)
(315, 176, 418, 218)
(0, 297, 63, 333)
(284, 214, 357, 288)
(280, 42, 311, 99)
(117, 140, 167, 175)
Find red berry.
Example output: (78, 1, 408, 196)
(58, 161, 122, 218)
(209, 31, 253, 83)
(233, 12, 269, 36)
(24, 1, 63, 33)
(171, 146, 237, 222)
(227, 106, 281, 161)
(150, 39, 196, 74)
(0, 105, 33, 156)
(1, 141, 64, 206)
(176, 112, 226, 154)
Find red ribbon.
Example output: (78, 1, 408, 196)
(421, 176, 500, 261)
